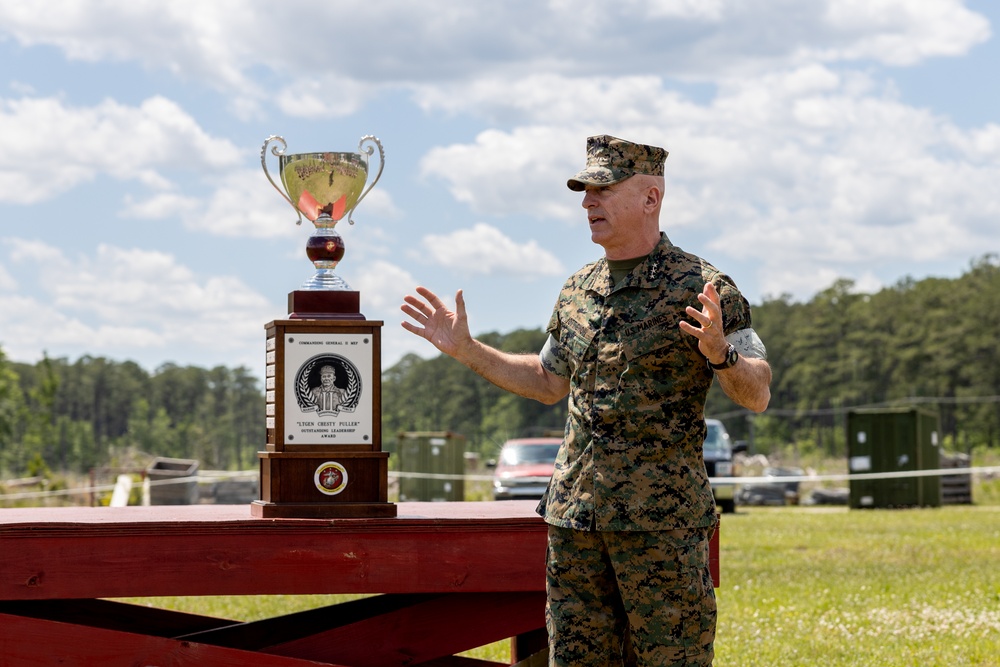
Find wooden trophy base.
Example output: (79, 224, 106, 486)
(252, 451, 396, 519)
(288, 290, 365, 320)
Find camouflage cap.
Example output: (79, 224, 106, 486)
(567, 135, 668, 191)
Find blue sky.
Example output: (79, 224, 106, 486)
(1, 1, 998, 380)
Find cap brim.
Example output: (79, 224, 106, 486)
(566, 166, 629, 191)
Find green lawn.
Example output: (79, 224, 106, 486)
(124, 504, 999, 665)
(716, 505, 1000, 667)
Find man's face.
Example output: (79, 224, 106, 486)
(581, 177, 648, 255)
(320, 370, 335, 388)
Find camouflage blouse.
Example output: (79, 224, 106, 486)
(538, 233, 752, 532)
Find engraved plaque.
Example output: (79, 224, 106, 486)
(283, 332, 375, 445)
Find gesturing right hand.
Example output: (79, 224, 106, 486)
(400, 287, 473, 358)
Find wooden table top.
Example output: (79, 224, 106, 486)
(0, 501, 545, 531)
(0, 502, 549, 601)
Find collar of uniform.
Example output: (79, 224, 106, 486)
(581, 233, 674, 295)
(630, 233, 675, 289)
(580, 258, 613, 296)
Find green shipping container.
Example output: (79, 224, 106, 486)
(847, 408, 941, 509)
(396, 431, 466, 502)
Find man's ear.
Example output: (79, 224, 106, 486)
(644, 184, 662, 209)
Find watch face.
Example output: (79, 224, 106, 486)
(726, 344, 739, 365)
(710, 344, 738, 370)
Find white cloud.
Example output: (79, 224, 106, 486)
(419, 223, 566, 278)
(0, 0, 996, 368)
(8, 240, 268, 319)
(0, 239, 275, 368)
(420, 125, 583, 220)
(0, 0, 988, 108)
(412, 74, 690, 127)
(121, 166, 402, 240)
(179, 169, 299, 239)
(0, 261, 15, 290)
(121, 192, 201, 220)
(354, 188, 403, 222)
(0, 94, 243, 204)
(352, 260, 416, 312)
(276, 77, 373, 120)
(416, 62, 1000, 303)
(0, 2, 259, 89)
(820, 0, 991, 65)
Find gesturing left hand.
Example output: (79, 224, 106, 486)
(679, 282, 730, 366)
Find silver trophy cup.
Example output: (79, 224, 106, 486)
(262, 135, 385, 291)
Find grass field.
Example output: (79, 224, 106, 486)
(124, 504, 999, 665)
(717, 506, 1000, 666)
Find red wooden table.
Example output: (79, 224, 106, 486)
(0, 502, 719, 666)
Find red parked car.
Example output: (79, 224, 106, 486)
(491, 437, 562, 500)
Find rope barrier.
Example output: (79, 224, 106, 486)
(708, 465, 1000, 485)
(0, 470, 258, 502)
(1, 466, 995, 502)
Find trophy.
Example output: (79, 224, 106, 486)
(254, 134, 395, 519)
(261, 135, 385, 300)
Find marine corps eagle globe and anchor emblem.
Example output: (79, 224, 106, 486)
(313, 461, 349, 496)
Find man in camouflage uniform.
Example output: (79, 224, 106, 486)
(401, 135, 772, 666)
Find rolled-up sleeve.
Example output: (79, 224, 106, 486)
(540, 333, 572, 379)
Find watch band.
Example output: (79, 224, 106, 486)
(708, 343, 739, 371)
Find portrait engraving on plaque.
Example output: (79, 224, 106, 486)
(295, 355, 361, 417)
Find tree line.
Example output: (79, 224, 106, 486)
(0, 355, 262, 477)
(384, 254, 1000, 459)
(742, 254, 1000, 457)
(1, 255, 998, 478)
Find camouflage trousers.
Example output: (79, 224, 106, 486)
(545, 523, 716, 667)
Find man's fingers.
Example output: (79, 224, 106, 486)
(400, 303, 426, 325)
(415, 285, 445, 308)
(400, 304, 423, 322)
(684, 304, 709, 328)
(697, 292, 720, 312)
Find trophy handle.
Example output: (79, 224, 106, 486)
(261, 135, 304, 226)
(349, 135, 385, 225)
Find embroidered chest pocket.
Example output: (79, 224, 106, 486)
(620, 321, 692, 374)
(562, 324, 597, 363)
